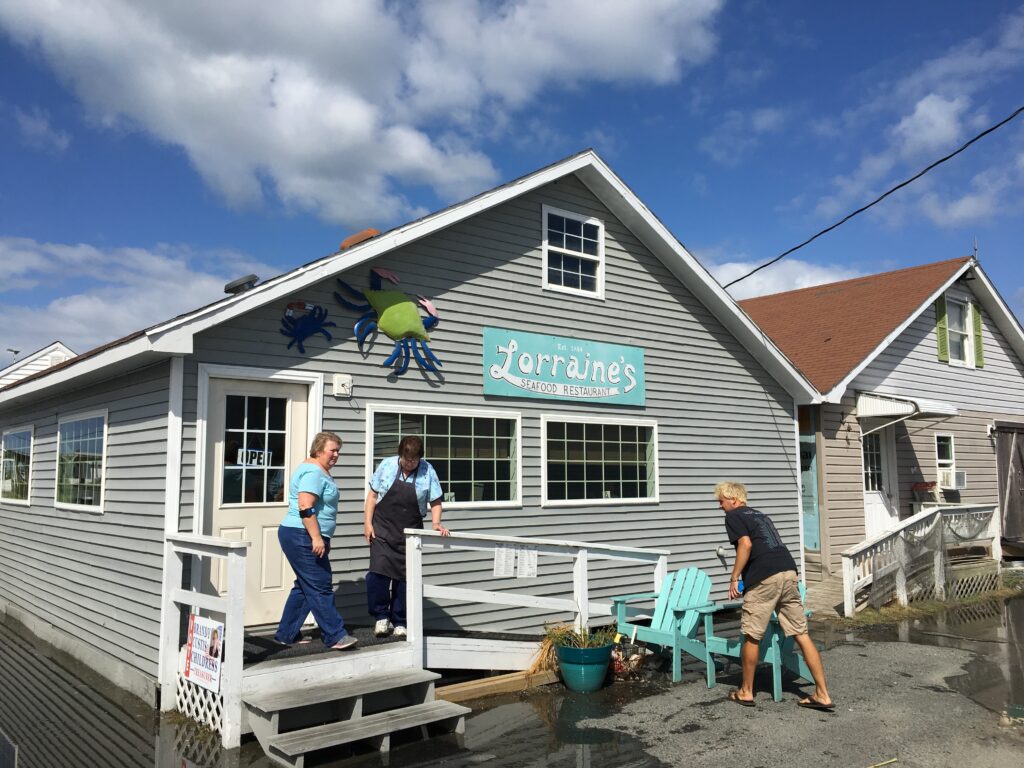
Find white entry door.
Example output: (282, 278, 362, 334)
(862, 427, 899, 539)
(206, 379, 308, 626)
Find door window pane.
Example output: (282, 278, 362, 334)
(222, 395, 289, 504)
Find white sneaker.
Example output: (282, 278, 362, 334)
(393, 626, 407, 638)
(374, 619, 393, 637)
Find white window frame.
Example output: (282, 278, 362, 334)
(945, 293, 974, 368)
(541, 413, 659, 508)
(55, 409, 108, 514)
(0, 424, 34, 506)
(935, 433, 955, 488)
(365, 403, 523, 511)
(542, 204, 605, 300)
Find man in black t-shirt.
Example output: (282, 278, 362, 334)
(715, 481, 833, 710)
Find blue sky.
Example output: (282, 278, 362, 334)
(2, 1, 1024, 361)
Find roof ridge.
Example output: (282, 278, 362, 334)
(738, 256, 971, 305)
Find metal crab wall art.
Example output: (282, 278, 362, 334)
(280, 302, 336, 354)
(334, 267, 442, 375)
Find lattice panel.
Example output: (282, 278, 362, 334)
(949, 570, 1001, 600)
(176, 668, 224, 736)
(172, 715, 225, 767)
(944, 599, 1003, 626)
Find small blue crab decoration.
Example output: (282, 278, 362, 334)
(280, 302, 336, 354)
(334, 267, 442, 375)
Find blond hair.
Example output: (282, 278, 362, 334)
(713, 481, 747, 504)
(309, 431, 342, 457)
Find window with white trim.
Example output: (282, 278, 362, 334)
(543, 205, 604, 298)
(543, 417, 657, 505)
(56, 412, 106, 510)
(946, 298, 972, 365)
(935, 434, 955, 488)
(369, 407, 520, 506)
(1, 427, 32, 503)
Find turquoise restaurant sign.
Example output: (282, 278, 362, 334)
(482, 327, 645, 406)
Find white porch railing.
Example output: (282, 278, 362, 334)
(841, 504, 1001, 617)
(159, 534, 249, 749)
(404, 529, 670, 669)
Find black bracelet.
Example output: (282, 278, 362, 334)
(299, 507, 316, 518)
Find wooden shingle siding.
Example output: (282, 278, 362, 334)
(852, 296, 1024, 415)
(0, 361, 170, 692)
(185, 175, 800, 632)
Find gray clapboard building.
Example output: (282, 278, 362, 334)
(0, 151, 815, 702)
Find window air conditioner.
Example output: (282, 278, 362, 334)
(938, 468, 955, 489)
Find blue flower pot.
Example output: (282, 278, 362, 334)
(556, 644, 613, 692)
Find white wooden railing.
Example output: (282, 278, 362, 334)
(841, 504, 1000, 617)
(404, 529, 670, 669)
(158, 534, 249, 749)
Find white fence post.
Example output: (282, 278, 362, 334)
(842, 555, 856, 617)
(572, 548, 589, 631)
(406, 533, 424, 669)
(220, 547, 247, 749)
(894, 536, 908, 606)
(159, 538, 184, 711)
(654, 554, 668, 591)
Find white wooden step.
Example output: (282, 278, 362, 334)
(245, 668, 440, 714)
(267, 700, 470, 767)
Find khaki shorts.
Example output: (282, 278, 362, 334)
(740, 570, 807, 641)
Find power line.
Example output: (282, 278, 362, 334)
(724, 103, 1024, 290)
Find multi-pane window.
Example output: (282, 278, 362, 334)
(0, 428, 32, 502)
(936, 434, 956, 488)
(222, 395, 288, 504)
(544, 206, 604, 297)
(370, 409, 519, 505)
(57, 414, 105, 509)
(947, 299, 971, 364)
(862, 433, 883, 491)
(544, 419, 657, 504)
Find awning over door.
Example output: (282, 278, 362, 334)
(855, 392, 959, 419)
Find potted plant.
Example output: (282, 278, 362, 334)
(538, 622, 617, 692)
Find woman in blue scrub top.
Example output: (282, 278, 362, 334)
(274, 431, 357, 650)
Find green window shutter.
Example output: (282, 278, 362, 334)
(935, 295, 949, 363)
(972, 301, 984, 368)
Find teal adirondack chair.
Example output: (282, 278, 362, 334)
(701, 581, 814, 701)
(611, 567, 714, 683)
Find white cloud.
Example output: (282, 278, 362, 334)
(919, 155, 1024, 227)
(811, 7, 1024, 228)
(699, 106, 788, 165)
(14, 105, 71, 152)
(0, 236, 279, 355)
(704, 255, 863, 300)
(0, 0, 724, 227)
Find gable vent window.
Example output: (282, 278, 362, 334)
(543, 205, 605, 299)
(935, 293, 984, 368)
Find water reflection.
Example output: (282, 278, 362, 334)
(854, 595, 1024, 718)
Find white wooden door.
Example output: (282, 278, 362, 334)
(863, 427, 899, 539)
(206, 379, 308, 626)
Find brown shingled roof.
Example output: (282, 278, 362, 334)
(739, 257, 971, 393)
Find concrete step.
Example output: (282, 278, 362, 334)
(267, 700, 471, 768)
(245, 668, 440, 714)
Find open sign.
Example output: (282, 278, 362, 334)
(236, 449, 271, 467)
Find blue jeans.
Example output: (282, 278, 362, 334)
(275, 526, 348, 647)
(366, 571, 407, 628)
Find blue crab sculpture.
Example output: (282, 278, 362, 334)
(280, 302, 336, 354)
(334, 267, 442, 375)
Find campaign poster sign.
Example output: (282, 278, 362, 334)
(183, 615, 224, 693)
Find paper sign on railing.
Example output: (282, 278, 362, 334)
(516, 545, 538, 578)
(183, 614, 223, 693)
(493, 544, 516, 577)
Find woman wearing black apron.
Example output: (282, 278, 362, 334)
(364, 435, 449, 637)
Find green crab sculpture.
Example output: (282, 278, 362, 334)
(334, 267, 442, 375)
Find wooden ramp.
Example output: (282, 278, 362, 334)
(803, 573, 845, 617)
(241, 641, 469, 767)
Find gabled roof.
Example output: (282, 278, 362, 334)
(739, 256, 1024, 402)
(0, 341, 76, 388)
(0, 150, 817, 406)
